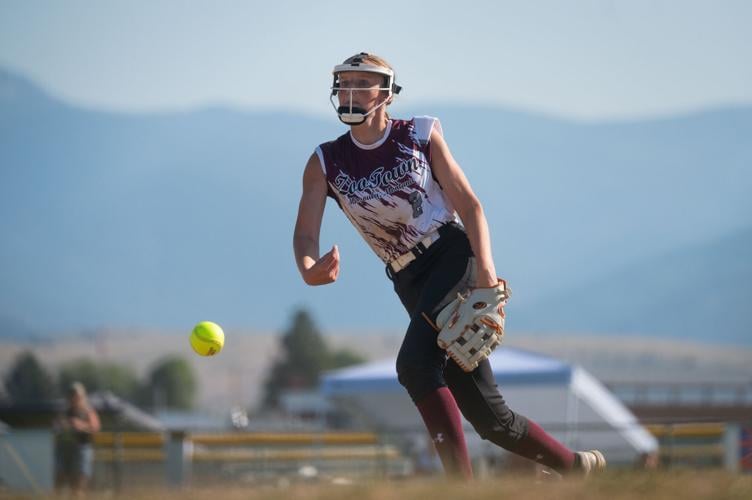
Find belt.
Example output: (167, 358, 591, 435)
(388, 228, 442, 273)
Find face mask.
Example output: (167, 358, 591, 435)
(332, 88, 389, 125)
(329, 55, 402, 126)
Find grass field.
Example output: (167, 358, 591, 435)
(143, 473, 752, 500)
(5, 471, 749, 500)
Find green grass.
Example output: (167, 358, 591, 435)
(31, 471, 751, 500)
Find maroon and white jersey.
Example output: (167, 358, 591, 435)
(316, 116, 458, 264)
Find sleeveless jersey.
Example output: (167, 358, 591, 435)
(316, 116, 458, 264)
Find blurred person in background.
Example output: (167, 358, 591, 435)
(53, 382, 100, 496)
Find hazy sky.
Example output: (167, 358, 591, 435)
(1, 0, 750, 120)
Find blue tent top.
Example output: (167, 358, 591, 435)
(322, 347, 572, 395)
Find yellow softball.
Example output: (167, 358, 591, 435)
(190, 321, 225, 356)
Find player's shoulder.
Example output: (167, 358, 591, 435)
(389, 115, 438, 130)
(393, 115, 442, 145)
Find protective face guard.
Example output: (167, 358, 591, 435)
(330, 56, 402, 125)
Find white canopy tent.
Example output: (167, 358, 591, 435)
(321, 347, 657, 465)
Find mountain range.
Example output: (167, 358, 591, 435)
(1, 68, 750, 345)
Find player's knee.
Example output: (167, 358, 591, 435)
(471, 414, 528, 451)
(395, 359, 422, 398)
(395, 358, 443, 403)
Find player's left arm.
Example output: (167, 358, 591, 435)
(429, 128, 498, 288)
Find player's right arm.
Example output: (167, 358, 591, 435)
(293, 153, 340, 286)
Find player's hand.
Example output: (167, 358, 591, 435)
(302, 245, 340, 286)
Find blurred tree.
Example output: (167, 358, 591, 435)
(142, 356, 197, 410)
(324, 349, 366, 370)
(58, 358, 140, 402)
(262, 309, 365, 408)
(3, 351, 57, 403)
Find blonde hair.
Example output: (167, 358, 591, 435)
(68, 381, 92, 410)
(342, 52, 394, 73)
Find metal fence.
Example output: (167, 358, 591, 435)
(1, 422, 750, 495)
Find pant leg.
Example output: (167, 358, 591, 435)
(389, 229, 477, 479)
(444, 359, 529, 449)
(445, 345, 576, 472)
(393, 230, 475, 403)
(395, 313, 448, 403)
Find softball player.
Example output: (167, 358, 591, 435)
(293, 52, 605, 479)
